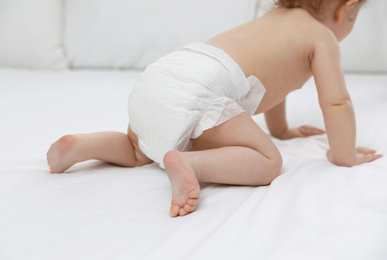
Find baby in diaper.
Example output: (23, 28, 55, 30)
(48, 0, 381, 217)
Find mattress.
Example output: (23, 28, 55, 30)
(0, 69, 386, 259)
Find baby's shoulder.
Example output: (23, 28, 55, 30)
(261, 8, 337, 47)
(287, 9, 334, 40)
(280, 8, 339, 53)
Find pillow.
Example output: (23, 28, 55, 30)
(340, 0, 387, 72)
(64, 0, 257, 69)
(0, 0, 67, 70)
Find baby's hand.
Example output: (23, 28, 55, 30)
(327, 147, 383, 166)
(277, 125, 326, 140)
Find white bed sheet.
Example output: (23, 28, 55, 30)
(0, 69, 386, 260)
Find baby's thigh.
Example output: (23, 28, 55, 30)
(127, 125, 153, 166)
(191, 112, 281, 161)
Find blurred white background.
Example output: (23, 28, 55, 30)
(0, 0, 385, 72)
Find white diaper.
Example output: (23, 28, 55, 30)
(128, 42, 266, 168)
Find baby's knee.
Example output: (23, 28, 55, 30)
(273, 150, 283, 171)
(260, 152, 283, 186)
(270, 154, 282, 180)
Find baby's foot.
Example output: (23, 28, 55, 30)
(163, 151, 200, 217)
(47, 135, 79, 173)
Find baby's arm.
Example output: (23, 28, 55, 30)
(311, 32, 381, 166)
(265, 99, 325, 140)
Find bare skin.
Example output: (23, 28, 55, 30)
(47, 128, 152, 173)
(47, 0, 382, 217)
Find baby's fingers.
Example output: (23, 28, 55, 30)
(363, 153, 383, 163)
(356, 147, 377, 154)
(299, 126, 325, 136)
(356, 148, 383, 164)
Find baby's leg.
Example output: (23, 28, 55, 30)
(164, 112, 282, 217)
(47, 126, 152, 173)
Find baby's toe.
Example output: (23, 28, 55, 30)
(179, 208, 189, 216)
(184, 204, 196, 212)
(188, 190, 200, 199)
(187, 198, 199, 206)
(170, 205, 180, 217)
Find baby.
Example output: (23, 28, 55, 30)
(47, 0, 382, 217)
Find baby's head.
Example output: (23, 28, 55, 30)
(274, 0, 365, 19)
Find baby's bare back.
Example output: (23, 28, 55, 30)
(207, 8, 328, 114)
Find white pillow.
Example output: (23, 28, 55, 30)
(340, 0, 387, 72)
(0, 0, 67, 70)
(65, 0, 257, 69)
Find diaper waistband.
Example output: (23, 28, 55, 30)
(180, 42, 249, 90)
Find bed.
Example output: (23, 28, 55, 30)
(1, 69, 386, 259)
(1, 0, 387, 259)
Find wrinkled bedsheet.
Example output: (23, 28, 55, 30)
(0, 69, 386, 260)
